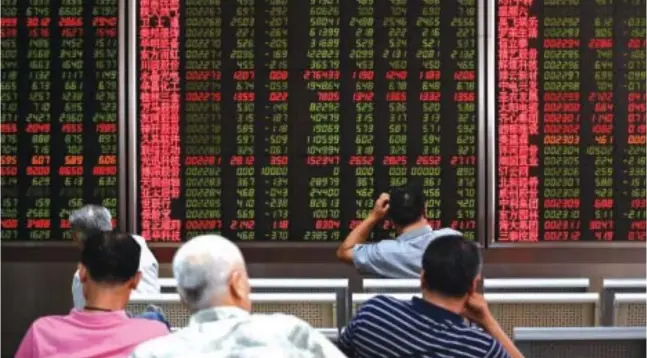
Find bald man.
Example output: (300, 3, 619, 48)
(130, 235, 344, 358)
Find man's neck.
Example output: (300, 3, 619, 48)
(421, 291, 466, 316)
(398, 219, 429, 235)
(84, 285, 129, 311)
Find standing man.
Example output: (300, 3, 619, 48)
(69, 205, 160, 309)
(336, 184, 461, 277)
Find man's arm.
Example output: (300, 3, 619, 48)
(464, 294, 524, 358)
(336, 193, 389, 264)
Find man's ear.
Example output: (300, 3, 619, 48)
(230, 270, 248, 300)
(128, 272, 142, 290)
(78, 263, 88, 283)
(420, 270, 426, 290)
(468, 273, 482, 295)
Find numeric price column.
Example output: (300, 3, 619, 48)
(450, 0, 478, 238)
(304, 0, 341, 241)
(348, 0, 376, 232)
(542, 3, 581, 241)
(0, 2, 19, 240)
(182, 0, 223, 239)
(624, 0, 646, 240)
(57, 1, 85, 237)
(91, 1, 119, 231)
(413, 0, 443, 229)
(497, 1, 540, 242)
(229, 0, 256, 241)
(24, 2, 52, 241)
(586, 2, 614, 240)
(261, 0, 289, 240)
(382, 0, 408, 211)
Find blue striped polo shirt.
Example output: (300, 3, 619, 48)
(338, 295, 511, 358)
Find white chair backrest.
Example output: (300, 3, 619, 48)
(613, 293, 647, 327)
(159, 278, 349, 329)
(362, 278, 590, 293)
(351, 293, 599, 335)
(601, 279, 647, 325)
(128, 292, 339, 330)
(514, 327, 647, 358)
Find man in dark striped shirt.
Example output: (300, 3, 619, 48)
(338, 235, 524, 358)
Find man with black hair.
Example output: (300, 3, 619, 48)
(16, 231, 168, 357)
(338, 235, 524, 358)
(336, 184, 461, 277)
(69, 205, 160, 309)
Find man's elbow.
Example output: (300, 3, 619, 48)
(336, 246, 353, 264)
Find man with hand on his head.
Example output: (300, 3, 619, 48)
(338, 235, 524, 358)
(336, 183, 461, 277)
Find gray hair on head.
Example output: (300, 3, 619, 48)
(172, 235, 245, 311)
(69, 205, 113, 240)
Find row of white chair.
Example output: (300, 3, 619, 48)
(156, 277, 646, 325)
(128, 291, 647, 335)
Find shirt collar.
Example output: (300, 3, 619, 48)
(411, 297, 465, 325)
(189, 306, 250, 325)
(396, 225, 433, 241)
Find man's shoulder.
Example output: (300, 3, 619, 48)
(130, 329, 184, 357)
(360, 294, 411, 312)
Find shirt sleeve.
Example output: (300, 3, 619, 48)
(352, 241, 396, 277)
(486, 339, 513, 358)
(15, 325, 35, 358)
(337, 316, 358, 357)
(71, 270, 85, 309)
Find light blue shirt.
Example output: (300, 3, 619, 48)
(352, 226, 461, 278)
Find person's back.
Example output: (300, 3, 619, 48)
(133, 308, 337, 357)
(68, 205, 160, 309)
(17, 311, 167, 358)
(131, 235, 344, 358)
(337, 184, 461, 277)
(16, 231, 168, 358)
(339, 235, 525, 358)
(340, 295, 504, 358)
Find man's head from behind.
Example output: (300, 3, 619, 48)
(421, 235, 482, 299)
(78, 231, 142, 301)
(388, 184, 426, 229)
(69, 205, 113, 242)
(173, 235, 251, 312)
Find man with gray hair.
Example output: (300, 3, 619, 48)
(70, 205, 160, 309)
(130, 235, 345, 358)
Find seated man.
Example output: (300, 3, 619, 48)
(337, 183, 461, 277)
(16, 231, 168, 357)
(69, 205, 160, 309)
(338, 235, 524, 358)
(130, 235, 345, 358)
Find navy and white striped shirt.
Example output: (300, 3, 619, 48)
(339, 295, 511, 358)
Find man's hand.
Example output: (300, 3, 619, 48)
(462, 293, 493, 327)
(370, 193, 390, 220)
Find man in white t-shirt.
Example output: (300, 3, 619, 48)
(69, 205, 160, 309)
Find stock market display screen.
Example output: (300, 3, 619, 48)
(496, 0, 646, 242)
(1, 1, 120, 240)
(138, 0, 479, 241)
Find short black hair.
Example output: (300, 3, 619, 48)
(388, 184, 425, 227)
(422, 235, 481, 297)
(81, 231, 141, 284)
